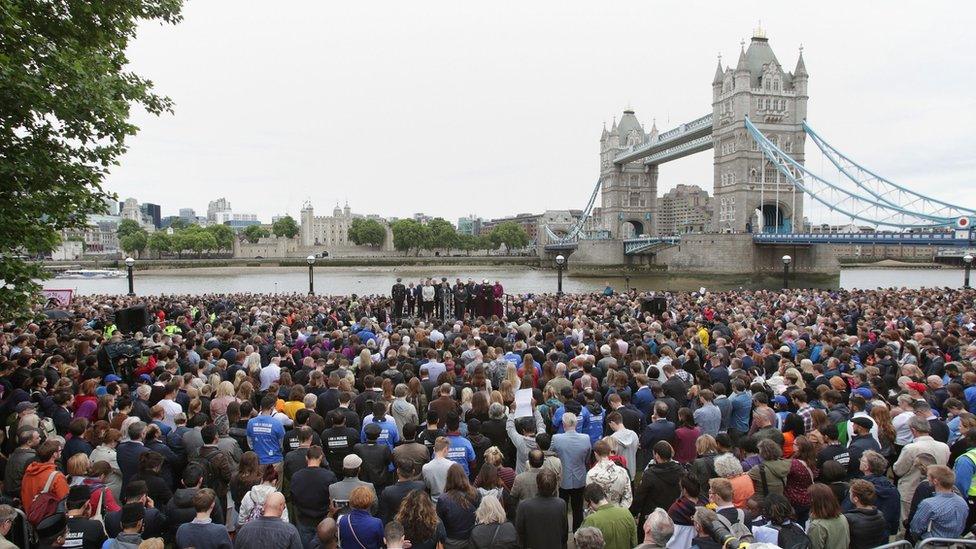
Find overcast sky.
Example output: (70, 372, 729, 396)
(108, 1, 976, 223)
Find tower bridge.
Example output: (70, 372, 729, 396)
(543, 29, 974, 275)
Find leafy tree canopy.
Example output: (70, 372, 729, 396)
(390, 219, 428, 256)
(242, 224, 270, 244)
(272, 216, 300, 239)
(425, 218, 458, 250)
(348, 218, 386, 247)
(205, 223, 234, 251)
(490, 222, 530, 253)
(0, 0, 183, 318)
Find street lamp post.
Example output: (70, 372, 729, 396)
(781, 254, 791, 289)
(306, 255, 316, 295)
(125, 257, 135, 296)
(964, 254, 974, 289)
(555, 254, 566, 296)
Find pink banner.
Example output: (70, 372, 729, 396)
(42, 289, 74, 307)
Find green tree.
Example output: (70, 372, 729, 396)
(0, 1, 183, 318)
(272, 216, 300, 239)
(457, 234, 479, 256)
(147, 232, 171, 257)
(117, 219, 144, 239)
(490, 222, 530, 253)
(242, 225, 270, 243)
(169, 231, 188, 259)
(206, 224, 235, 252)
(426, 218, 458, 251)
(167, 218, 189, 230)
(391, 219, 428, 256)
(476, 234, 496, 255)
(191, 231, 217, 257)
(119, 232, 148, 257)
(348, 219, 386, 247)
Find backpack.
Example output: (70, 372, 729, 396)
(242, 492, 264, 524)
(771, 522, 813, 549)
(713, 507, 750, 542)
(189, 451, 218, 488)
(26, 471, 63, 526)
(38, 417, 57, 441)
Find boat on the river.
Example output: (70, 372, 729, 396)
(55, 269, 126, 280)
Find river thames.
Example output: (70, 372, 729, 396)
(43, 266, 969, 296)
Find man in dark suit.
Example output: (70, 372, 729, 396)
(661, 365, 688, 407)
(606, 393, 644, 435)
(117, 421, 150, 489)
(391, 278, 406, 322)
(639, 402, 675, 470)
(707, 354, 731, 388)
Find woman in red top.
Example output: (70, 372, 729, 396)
(673, 407, 701, 464)
(784, 435, 817, 524)
(73, 379, 99, 411)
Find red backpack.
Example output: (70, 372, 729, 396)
(26, 471, 62, 526)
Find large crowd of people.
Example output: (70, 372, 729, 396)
(0, 282, 974, 549)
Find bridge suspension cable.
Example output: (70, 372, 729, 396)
(744, 117, 953, 230)
(802, 121, 976, 218)
(544, 178, 602, 244)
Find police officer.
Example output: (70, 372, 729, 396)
(391, 278, 406, 322)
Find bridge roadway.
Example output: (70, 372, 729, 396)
(544, 231, 975, 256)
(613, 114, 713, 165)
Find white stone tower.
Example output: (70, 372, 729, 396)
(711, 27, 808, 233)
(595, 110, 658, 238)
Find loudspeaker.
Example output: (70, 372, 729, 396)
(641, 297, 666, 316)
(115, 305, 149, 334)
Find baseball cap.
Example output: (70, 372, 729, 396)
(105, 374, 122, 383)
(853, 387, 873, 399)
(906, 381, 927, 393)
(343, 454, 363, 469)
(772, 395, 789, 406)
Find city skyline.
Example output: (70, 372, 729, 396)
(104, 2, 975, 220)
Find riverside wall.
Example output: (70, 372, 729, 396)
(563, 234, 841, 275)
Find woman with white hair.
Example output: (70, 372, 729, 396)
(714, 452, 754, 509)
(468, 494, 517, 548)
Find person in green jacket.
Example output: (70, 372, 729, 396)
(579, 483, 637, 549)
(807, 483, 850, 549)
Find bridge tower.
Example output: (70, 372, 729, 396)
(594, 110, 658, 238)
(711, 27, 808, 233)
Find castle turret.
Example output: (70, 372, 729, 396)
(793, 48, 809, 110)
(712, 56, 725, 99)
(734, 41, 751, 91)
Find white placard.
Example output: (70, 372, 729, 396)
(514, 389, 533, 418)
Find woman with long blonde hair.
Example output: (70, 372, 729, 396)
(355, 348, 372, 372)
(210, 380, 239, 418)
